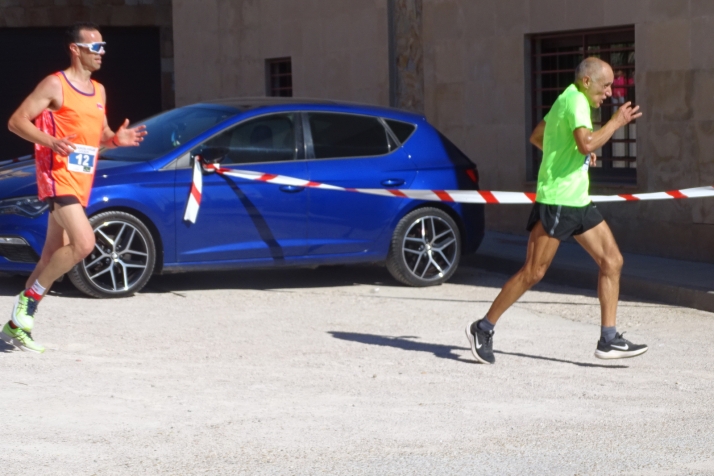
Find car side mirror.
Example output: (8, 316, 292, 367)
(200, 147, 229, 164)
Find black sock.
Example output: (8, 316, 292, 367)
(475, 317, 495, 333)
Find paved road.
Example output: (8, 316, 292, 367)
(1, 265, 713, 475)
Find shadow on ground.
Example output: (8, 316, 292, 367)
(329, 331, 473, 362)
(328, 331, 628, 369)
(0, 339, 15, 353)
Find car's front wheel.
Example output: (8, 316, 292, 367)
(386, 207, 461, 287)
(68, 210, 156, 298)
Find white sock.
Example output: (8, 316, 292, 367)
(28, 280, 46, 298)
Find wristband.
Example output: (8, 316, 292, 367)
(112, 136, 120, 147)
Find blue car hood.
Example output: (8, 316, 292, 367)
(0, 155, 156, 200)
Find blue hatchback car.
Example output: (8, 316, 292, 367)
(0, 99, 484, 298)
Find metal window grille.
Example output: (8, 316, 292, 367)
(530, 26, 636, 184)
(266, 57, 293, 97)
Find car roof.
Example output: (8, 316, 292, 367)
(202, 97, 425, 123)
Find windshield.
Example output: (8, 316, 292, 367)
(100, 104, 241, 162)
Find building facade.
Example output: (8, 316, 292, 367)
(173, 0, 714, 264)
(4, 1, 712, 263)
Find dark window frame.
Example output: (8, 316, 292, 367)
(265, 57, 293, 97)
(189, 112, 304, 167)
(528, 26, 636, 185)
(303, 112, 395, 161)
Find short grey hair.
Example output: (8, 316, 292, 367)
(575, 57, 606, 82)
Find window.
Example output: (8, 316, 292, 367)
(101, 104, 240, 162)
(530, 27, 636, 184)
(385, 119, 416, 144)
(195, 114, 297, 165)
(308, 113, 391, 159)
(266, 58, 293, 97)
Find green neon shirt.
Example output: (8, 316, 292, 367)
(536, 84, 593, 207)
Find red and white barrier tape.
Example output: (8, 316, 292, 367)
(183, 155, 203, 222)
(184, 160, 714, 224)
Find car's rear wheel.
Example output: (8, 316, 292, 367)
(68, 210, 156, 298)
(386, 207, 461, 287)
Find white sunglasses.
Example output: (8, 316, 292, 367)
(75, 42, 106, 54)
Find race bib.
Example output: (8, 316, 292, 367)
(67, 144, 98, 174)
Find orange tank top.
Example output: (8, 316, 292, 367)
(35, 71, 106, 206)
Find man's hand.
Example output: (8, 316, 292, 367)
(589, 152, 597, 167)
(48, 134, 77, 156)
(612, 101, 642, 128)
(112, 119, 148, 147)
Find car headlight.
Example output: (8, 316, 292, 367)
(0, 196, 49, 218)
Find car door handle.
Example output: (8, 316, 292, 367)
(279, 185, 305, 193)
(381, 179, 405, 187)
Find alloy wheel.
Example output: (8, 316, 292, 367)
(83, 219, 151, 294)
(401, 215, 458, 282)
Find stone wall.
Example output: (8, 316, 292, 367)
(422, 0, 714, 263)
(0, 0, 174, 110)
(172, 0, 389, 107)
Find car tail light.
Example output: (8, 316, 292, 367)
(465, 168, 479, 185)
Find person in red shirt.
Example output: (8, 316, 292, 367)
(612, 69, 627, 104)
(2, 22, 147, 353)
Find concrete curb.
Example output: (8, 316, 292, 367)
(465, 254, 714, 314)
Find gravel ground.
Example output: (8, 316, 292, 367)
(1, 265, 713, 475)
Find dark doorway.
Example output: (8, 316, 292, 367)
(0, 27, 162, 159)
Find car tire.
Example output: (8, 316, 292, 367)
(386, 207, 461, 287)
(68, 210, 156, 298)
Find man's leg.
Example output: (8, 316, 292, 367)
(486, 221, 561, 324)
(574, 221, 647, 359)
(25, 210, 69, 293)
(8, 210, 70, 336)
(35, 203, 95, 288)
(7, 202, 94, 341)
(465, 221, 560, 363)
(0, 204, 88, 353)
(573, 220, 622, 327)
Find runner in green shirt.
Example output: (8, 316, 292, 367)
(466, 57, 647, 364)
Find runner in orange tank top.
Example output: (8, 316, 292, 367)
(36, 71, 106, 206)
(2, 22, 147, 353)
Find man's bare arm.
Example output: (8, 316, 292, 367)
(8, 75, 76, 156)
(573, 101, 642, 155)
(530, 120, 546, 151)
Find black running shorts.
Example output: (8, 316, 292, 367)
(46, 195, 81, 212)
(526, 202, 604, 241)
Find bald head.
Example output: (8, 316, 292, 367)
(575, 57, 610, 83)
(573, 57, 615, 108)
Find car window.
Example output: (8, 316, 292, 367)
(385, 119, 416, 144)
(307, 113, 390, 159)
(100, 104, 240, 162)
(195, 113, 297, 165)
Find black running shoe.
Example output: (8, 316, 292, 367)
(465, 320, 495, 364)
(594, 332, 648, 360)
